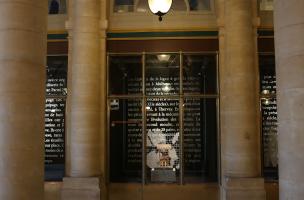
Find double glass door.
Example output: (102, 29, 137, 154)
(107, 52, 219, 200)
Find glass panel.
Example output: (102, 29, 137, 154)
(171, 0, 187, 11)
(46, 56, 68, 96)
(188, 0, 211, 11)
(261, 98, 278, 179)
(45, 98, 66, 181)
(183, 54, 217, 94)
(135, 0, 149, 12)
(260, 0, 273, 11)
(48, 0, 67, 14)
(109, 55, 142, 95)
(136, 0, 187, 12)
(146, 98, 180, 183)
(108, 53, 219, 184)
(110, 99, 142, 182)
(114, 0, 134, 12)
(259, 54, 278, 179)
(184, 98, 217, 182)
(45, 55, 67, 181)
(260, 55, 276, 95)
(145, 54, 180, 96)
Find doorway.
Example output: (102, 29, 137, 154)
(107, 52, 219, 200)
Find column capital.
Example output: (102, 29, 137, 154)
(218, 26, 225, 38)
(217, 18, 225, 29)
(100, 20, 108, 31)
(65, 20, 73, 39)
(65, 19, 107, 35)
(252, 17, 261, 28)
(65, 20, 73, 32)
(99, 20, 108, 39)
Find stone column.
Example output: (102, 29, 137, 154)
(274, 1, 304, 199)
(0, 1, 47, 200)
(99, 0, 108, 198)
(219, 0, 265, 199)
(62, 0, 101, 199)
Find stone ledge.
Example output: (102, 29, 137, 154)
(61, 177, 100, 200)
(62, 177, 100, 190)
(221, 177, 266, 200)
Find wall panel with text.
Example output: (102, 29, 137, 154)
(259, 54, 278, 180)
(108, 52, 218, 183)
(45, 55, 67, 181)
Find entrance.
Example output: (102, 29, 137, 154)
(107, 52, 219, 200)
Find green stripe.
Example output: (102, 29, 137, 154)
(107, 31, 218, 39)
(48, 33, 68, 40)
(258, 30, 274, 37)
(47, 31, 218, 40)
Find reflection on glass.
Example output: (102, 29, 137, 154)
(145, 54, 180, 96)
(46, 56, 68, 96)
(259, 55, 276, 94)
(45, 98, 66, 181)
(261, 98, 278, 179)
(170, 0, 187, 11)
(188, 0, 211, 11)
(184, 98, 217, 182)
(109, 55, 142, 95)
(48, 0, 67, 14)
(260, 0, 273, 11)
(136, 0, 149, 12)
(45, 55, 67, 181)
(114, 0, 134, 12)
(183, 54, 217, 94)
(110, 99, 142, 182)
(146, 98, 180, 183)
(107, 53, 219, 184)
(259, 54, 277, 180)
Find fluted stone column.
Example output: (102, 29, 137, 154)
(0, 0, 47, 199)
(62, 0, 101, 199)
(274, 1, 304, 199)
(219, 0, 265, 199)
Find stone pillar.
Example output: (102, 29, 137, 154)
(99, 0, 108, 198)
(274, 1, 304, 199)
(62, 0, 101, 199)
(0, 1, 47, 200)
(219, 0, 265, 199)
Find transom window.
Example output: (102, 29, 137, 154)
(114, 0, 212, 13)
(48, 0, 67, 14)
(259, 0, 273, 11)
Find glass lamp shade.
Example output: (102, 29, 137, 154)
(148, 0, 172, 21)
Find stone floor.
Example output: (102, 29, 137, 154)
(45, 182, 62, 200)
(44, 182, 278, 200)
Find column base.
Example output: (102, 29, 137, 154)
(221, 177, 266, 200)
(61, 177, 100, 200)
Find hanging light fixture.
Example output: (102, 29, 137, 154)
(148, 0, 172, 21)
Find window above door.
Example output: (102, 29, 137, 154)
(113, 0, 212, 13)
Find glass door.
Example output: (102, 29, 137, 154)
(108, 52, 219, 200)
